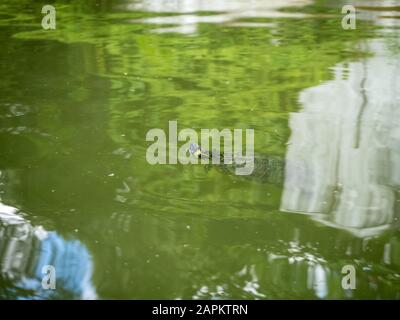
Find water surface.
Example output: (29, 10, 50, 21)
(0, 0, 399, 299)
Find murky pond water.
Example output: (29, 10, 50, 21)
(0, 0, 399, 299)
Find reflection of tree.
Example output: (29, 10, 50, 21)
(1, 0, 399, 299)
(99, 8, 374, 210)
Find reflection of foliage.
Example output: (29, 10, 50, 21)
(3, 0, 377, 152)
(0, 0, 384, 212)
(1, 0, 399, 299)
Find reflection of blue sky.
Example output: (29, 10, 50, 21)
(0, 202, 96, 300)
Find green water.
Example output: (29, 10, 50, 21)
(0, 0, 399, 299)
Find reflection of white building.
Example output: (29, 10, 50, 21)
(130, 0, 309, 13)
(281, 38, 400, 237)
(127, 0, 310, 34)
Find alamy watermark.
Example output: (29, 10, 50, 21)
(341, 264, 356, 290)
(41, 265, 56, 290)
(41, 5, 56, 30)
(342, 5, 356, 30)
(146, 121, 255, 175)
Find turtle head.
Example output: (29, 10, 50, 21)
(189, 143, 210, 159)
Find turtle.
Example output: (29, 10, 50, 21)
(188, 143, 285, 185)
